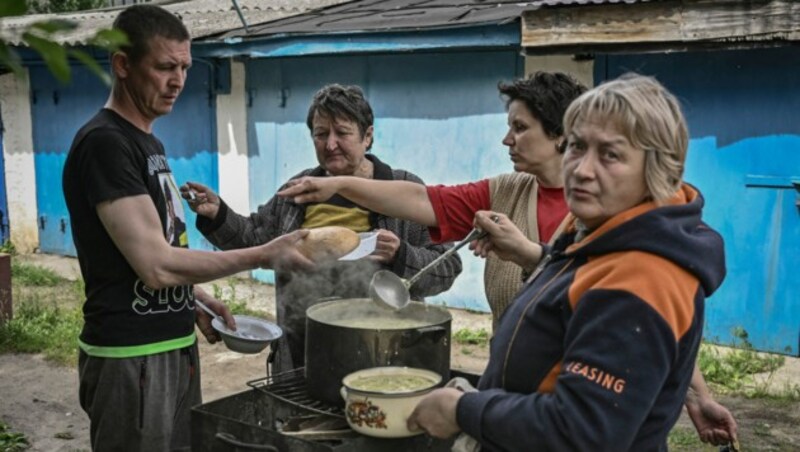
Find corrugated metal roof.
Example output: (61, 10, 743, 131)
(1, 0, 352, 46)
(212, 0, 651, 41)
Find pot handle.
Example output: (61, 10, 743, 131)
(214, 432, 279, 451)
(400, 325, 448, 347)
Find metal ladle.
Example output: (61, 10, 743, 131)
(370, 226, 490, 310)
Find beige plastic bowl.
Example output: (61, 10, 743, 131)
(211, 315, 282, 354)
(340, 366, 441, 438)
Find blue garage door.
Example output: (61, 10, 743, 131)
(598, 46, 800, 355)
(30, 59, 219, 256)
(0, 112, 8, 244)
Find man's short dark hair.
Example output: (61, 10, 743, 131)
(113, 4, 190, 64)
(498, 72, 587, 149)
(306, 84, 374, 150)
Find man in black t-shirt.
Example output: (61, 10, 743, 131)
(62, 5, 313, 451)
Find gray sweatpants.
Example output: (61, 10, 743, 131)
(78, 343, 201, 451)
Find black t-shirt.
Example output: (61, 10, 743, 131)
(63, 109, 195, 355)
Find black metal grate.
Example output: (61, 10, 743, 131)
(247, 368, 344, 419)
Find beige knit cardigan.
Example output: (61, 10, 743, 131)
(486, 172, 568, 329)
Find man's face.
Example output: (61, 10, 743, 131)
(122, 36, 192, 120)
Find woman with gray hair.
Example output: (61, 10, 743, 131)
(181, 84, 462, 374)
(407, 73, 727, 451)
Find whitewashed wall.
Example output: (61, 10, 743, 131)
(0, 71, 39, 253)
(215, 60, 250, 214)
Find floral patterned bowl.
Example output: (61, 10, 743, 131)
(340, 366, 442, 438)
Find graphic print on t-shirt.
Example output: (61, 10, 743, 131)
(159, 174, 188, 247)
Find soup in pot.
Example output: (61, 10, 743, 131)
(349, 374, 436, 393)
(326, 317, 429, 329)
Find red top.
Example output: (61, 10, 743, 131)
(536, 185, 569, 243)
(426, 180, 568, 243)
(426, 180, 491, 243)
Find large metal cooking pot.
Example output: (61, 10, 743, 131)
(305, 298, 451, 406)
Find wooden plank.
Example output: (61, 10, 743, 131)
(522, 0, 800, 48)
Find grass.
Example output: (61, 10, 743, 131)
(698, 327, 797, 400)
(0, 241, 16, 255)
(0, 420, 29, 452)
(0, 261, 272, 366)
(453, 327, 490, 347)
(667, 426, 711, 451)
(0, 275, 83, 366)
(10, 261, 63, 287)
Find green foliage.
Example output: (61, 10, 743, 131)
(11, 261, 64, 286)
(666, 427, 704, 450)
(0, 242, 16, 255)
(0, 265, 83, 365)
(453, 327, 490, 347)
(1, 0, 128, 85)
(0, 294, 83, 366)
(28, 0, 107, 14)
(0, 421, 29, 452)
(698, 327, 787, 397)
(209, 282, 263, 318)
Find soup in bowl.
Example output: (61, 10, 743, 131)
(340, 366, 441, 438)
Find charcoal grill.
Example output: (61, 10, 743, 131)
(191, 367, 473, 451)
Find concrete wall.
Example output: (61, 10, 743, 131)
(215, 60, 250, 214)
(0, 72, 39, 253)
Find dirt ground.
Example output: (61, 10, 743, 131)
(1, 254, 798, 451)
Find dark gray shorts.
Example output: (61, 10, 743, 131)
(78, 343, 201, 451)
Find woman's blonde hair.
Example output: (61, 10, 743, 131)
(563, 73, 688, 203)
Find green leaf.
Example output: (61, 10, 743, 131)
(22, 32, 71, 83)
(69, 49, 110, 86)
(88, 28, 129, 51)
(0, 42, 24, 78)
(0, 0, 27, 18)
(30, 19, 80, 34)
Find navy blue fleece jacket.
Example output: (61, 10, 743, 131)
(456, 184, 726, 451)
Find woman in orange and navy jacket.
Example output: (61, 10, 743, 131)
(408, 74, 727, 451)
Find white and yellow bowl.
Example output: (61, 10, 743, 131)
(340, 366, 442, 438)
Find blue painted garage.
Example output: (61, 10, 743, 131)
(598, 46, 800, 355)
(29, 60, 220, 255)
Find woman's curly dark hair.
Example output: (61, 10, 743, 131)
(498, 72, 587, 151)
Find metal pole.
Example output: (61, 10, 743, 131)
(231, 0, 250, 34)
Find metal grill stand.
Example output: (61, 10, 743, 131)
(192, 367, 457, 451)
